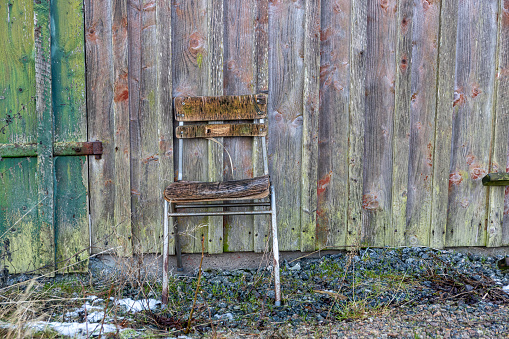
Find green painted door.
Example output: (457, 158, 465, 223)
(0, 0, 88, 274)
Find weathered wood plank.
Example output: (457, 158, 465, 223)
(155, 0, 174, 254)
(0, 0, 40, 273)
(175, 94, 267, 121)
(130, 0, 168, 254)
(165, 175, 269, 202)
(429, 0, 459, 249)
(362, 0, 397, 247)
(177, 123, 267, 139)
(317, 0, 350, 250)
(346, 0, 367, 248)
(51, 0, 89, 272)
(0, 142, 102, 157)
(172, 0, 213, 253)
(389, 0, 413, 247)
(404, 0, 441, 247)
(253, 0, 269, 253)
(222, 0, 257, 253)
(445, 0, 498, 247)
(488, 0, 509, 247)
(268, 0, 305, 251)
(86, 0, 132, 256)
(34, 0, 56, 274)
(300, 0, 320, 252)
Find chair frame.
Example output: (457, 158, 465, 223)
(162, 94, 281, 306)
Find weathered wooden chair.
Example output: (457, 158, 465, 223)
(162, 93, 281, 306)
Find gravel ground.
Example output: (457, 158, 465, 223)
(2, 247, 509, 338)
(155, 247, 509, 338)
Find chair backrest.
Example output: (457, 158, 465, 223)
(173, 93, 269, 180)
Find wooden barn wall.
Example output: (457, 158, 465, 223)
(83, 0, 509, 255)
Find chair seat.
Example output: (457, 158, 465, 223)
(164, 175, 270, 203)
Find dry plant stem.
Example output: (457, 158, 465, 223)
(99, 284, 115, 337)
(185, 235, 205, 334)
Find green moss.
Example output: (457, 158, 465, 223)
(197, 53, 203, 68)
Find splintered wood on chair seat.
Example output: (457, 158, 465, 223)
(174, 94, 268, 121)
(164, 175, 270, 202)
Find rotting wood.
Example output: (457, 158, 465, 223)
(487, 0, 509, 247)
(317, 0, 351, 250)
(177, 123, 267, 139)
(445, 0, 497, 247)
(346, 0, 367, 248)
(390, 0, 413, 247)
(165, 175, 269, 202)
(300, 0, 321, 252)
(34, 0, 56, 275)
(429, 0, 459, 249)
(174, 94, 267, 122)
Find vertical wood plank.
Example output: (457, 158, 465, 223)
(346, 0, 367, 248)
(155, 1, 174, 254)
(130, 0, 169, 254)
(172, 0, 212, 253)
(35, 0, 56, 273)
(492, 0, 509, 247)
(300, 0, 321, 252)
(445, 0, 498, 247)
(253, 0, 270, 253)
(268, 0, 306, 251)
(86, 0, 132, 256)
(206, 0, 224, 254)
(52, 0, 89, 272)
(317, 0, 351, 250)
(429, 0, 459, 249)
(222, 0, 255, 253)
(362, 0, 397, 247)
(0, 0, 44, 273)
(389, 0, 413, 247)
(404, 1, 441, 247)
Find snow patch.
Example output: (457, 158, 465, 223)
(503, 285, 509, 294)
(115, 298, 161, 313)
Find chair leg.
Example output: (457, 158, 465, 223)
(162, 200, 169, 304)
(171, 202, 183, 271)
(270, 185, 281, 306)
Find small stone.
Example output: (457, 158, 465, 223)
(288, 263, 301, 271)
(465, 284, 474, 292)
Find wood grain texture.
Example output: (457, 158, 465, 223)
(0, 0, 44, 274)
(483, 173, 509, 186)
(175, 94, 267, 121)
(165, 175, 269, 202)
(300, 0, 320, 252)
(317, 0, 350, 250)
(389, 0, 413, 247)
(346, 0, 367, 248)
(445, 0, 498, 247)
(172, 0, 214, 253)
(155, 0, 174, 254)
(404, 0, 441, 247)
(86, 0, 133, 256)
(177, 123, 267, 138)
(362, 0, 397, 247)
(253, 0, 269, 253)
(487, 0, 509, 247)
(35, 0, 56, 274)
(130, 0, 169, 254)
(429, 0, 459, 249)
(268, 0, 306, 251)
(205, 0, 224, 254)
(51, 0, 89, 272)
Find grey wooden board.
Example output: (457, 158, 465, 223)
(445, 0, 498, 247)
